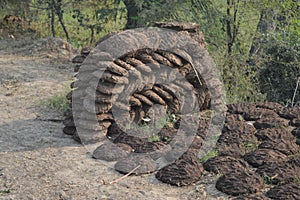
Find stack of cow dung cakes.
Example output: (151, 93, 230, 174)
(63, 22, 225, 185)
(62, 22, 300, 198)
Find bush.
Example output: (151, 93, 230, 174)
(258, 34, 300, 105)
(221, 56, 266, 104)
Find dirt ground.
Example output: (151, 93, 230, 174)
(0, 38, 227, 200)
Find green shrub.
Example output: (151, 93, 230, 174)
(221, 56, 266, 103)
(258, 34, 300, 105)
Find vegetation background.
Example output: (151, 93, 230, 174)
(0, 0, 299, 105)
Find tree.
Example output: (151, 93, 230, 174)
(122, 0, 140, 28)
(251, 0, 300, 104)
(54, 0, 70, 41)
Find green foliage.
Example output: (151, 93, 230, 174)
(262, 174, 275, 185)
(1, 0, 299, 103)
(0, 0, 127, 47)
(66, 0, 126, 45)
(222, 56, 266, 103)
(200, 149, 218, 163)
(122, 112, 178, 142)
(253, 0, 300, 104)
(199, 0, 265, 103)
(205, 0, 299, 103)
(154, 112, 179, 129)
(0, 189, 10, 194)
(148, 134, 161, 142)
(127, 111, 178, 129)
(258, 34, 300, 104)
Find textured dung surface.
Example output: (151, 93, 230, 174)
(254, 117, 290, 129)
(258, 138, 299, 155)
(243, 108, 278, 121)
(62, 23, 300, 198)
(203, 156, 250, 175)
(155, 152, 204, 186)
(265, 182, 300, 200)
(113, 133, 167, 153)
(210, 102, 300, 197)
(92, 142, 131, 161)
(256, 160, 300, 184)
(63, 22, 219, 145)
(255, 128, 296, 142)
(114, 154, 157, 175)
(216, 170, 264, 196)
(231, 194, 271, 200)
(216, 120, 258, 158)
(243, 148, 288, 167)
(66, 46, 211, 139)
(227, 102, 256, 114)
(63, 23, 220, 184)
(278, 106, 300, 119)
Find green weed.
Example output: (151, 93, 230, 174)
(0, 190, 10, 194)
(148, 135, 161, 142)
(42, 86, 71, 114)
(200, 149, 218, 163)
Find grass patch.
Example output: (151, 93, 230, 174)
(240, 139, 260, 156)
(200, 149, 218, 163)
(244, 140, 259, 154)
(125, 112, 179, 132)
(153, 112, 179, 129)
(41, 85, 71, 114)
(0, 190, 10, 194)
(148, 135, 161, 142)
(262, 174, 280, 185)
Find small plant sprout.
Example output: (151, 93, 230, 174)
(0, 189, 10, 194)
(200, 149, 218, 163)
(42, 83, 71, 114)
(148, 134, 161, 142)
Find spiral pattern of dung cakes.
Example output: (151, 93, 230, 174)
(64, 22, 226, 187)
(63, 23, 300, 198)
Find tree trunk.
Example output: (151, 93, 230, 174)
(225, 0, 239, 56)
(54, 0, 70, 41)
(89, 25, 95, 44)
(226, 0, 233, 55)
(248, 9, 276, 65)
(123, 0, 140, 29)
(50, 0, 56, 37)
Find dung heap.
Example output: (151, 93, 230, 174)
(63, 22, 225, 185)
(63, 23, 300, 198)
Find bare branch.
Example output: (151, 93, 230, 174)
(292, 77, 300, 107)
